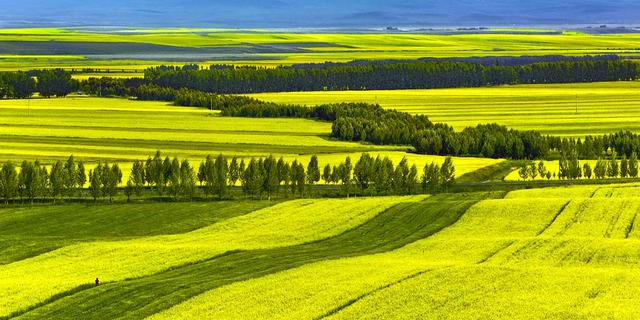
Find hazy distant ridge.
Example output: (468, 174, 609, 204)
(2, 0, 640, 28)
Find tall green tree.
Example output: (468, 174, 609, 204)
(293, 162, 306, 197)
(89, 166, 102, 201)
(422, 162, 440, 193)
(130, 160, 145, 197)
(201, 155, 215, 198)
(214, 154, 229, 198)
(229, 156, 240, 187)
(583, 163, 593, 179)
(322, 164, 332, 184)
(518, 165, 529, 181)
(163, 156, 173, 189)
(338, 157, 352, 197)
(168, 157, 181, 199)
(262, 155, 279, 200)
(102, 163, 119, 202)
(630, 152, 639, 178)
(594, 158, 607, 179)
(440, 157, 455, 189)
(537, 161, 547, 178)
(77, 161, 86, 197)
(0, 161, 17, 204)
(180, 159, 196, 199)
(528, 162, 538, 180)
(278, 159, 291, 197)
(63, 155, 77, 197)
(393, 157, 410, 194)
(607, 153, 619, 178)
(408, 164, 418, 194)
(49, 161, 65, 201)
(353, 153, 374, 193)
(621, 155, 629, 178)
(306, 155, 320, 186)
(241, 159, 263, 198)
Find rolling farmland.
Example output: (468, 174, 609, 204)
(1, 28, 640, 73)
(250, 81, 640, 137)
(0, 96, 501, 177)
(4, 19, 640, 320)
(146, 186, 640, 319)
(0, 196, 419, 318)
(6, 186, 640, 318)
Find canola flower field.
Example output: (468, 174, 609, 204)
(1, 28, 640, 72)
(0, 96, 501, 181)
(4, 185, 640, 318)
(250, 81, 640, 137)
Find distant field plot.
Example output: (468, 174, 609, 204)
(1, 28, 640, 70)
(0, 96, 499, 178)
(251, 81, 640, 137)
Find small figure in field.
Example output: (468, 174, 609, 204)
(95, 277, 100, 287)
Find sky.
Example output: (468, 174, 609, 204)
(2, 0, 640, 28)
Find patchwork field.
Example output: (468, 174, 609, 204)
(1, 28, 640, 72)
(5, 185, 640, 318)
(0, 96, 500, 178)
(4, 25, 640, 320)
(250, 81, 640, 137)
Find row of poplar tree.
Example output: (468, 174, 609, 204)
(518, 152, 640, 180)
(0, 152, 456, 204)
(0, 155, 122, 204)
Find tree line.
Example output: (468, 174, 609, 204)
(0, 69, 78, 99)
(141, 59, 637, 94)
(293, 54, 624, 68)
(518, 151, 640, 180)
(216, 99, 640, 161)
(0, 152, 456, 204)
(0, 156, 92, 204)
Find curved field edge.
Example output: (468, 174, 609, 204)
(0, 196, 416, 318)
(13, 192, 496, 319)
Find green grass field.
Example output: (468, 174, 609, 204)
(250, 81, 640, 137)
(0, 96, 500, 180)
(1, 28, 640, 72)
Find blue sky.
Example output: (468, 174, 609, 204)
(2, 0, 640, 28)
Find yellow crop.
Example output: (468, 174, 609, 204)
(0, 196, 421, 317)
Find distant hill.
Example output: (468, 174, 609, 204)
(2, 0, 640, 28)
